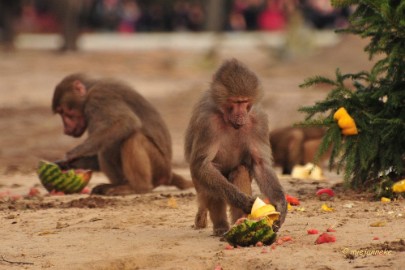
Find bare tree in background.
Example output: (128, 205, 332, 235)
(205, 0, 226, 32)
(204, 0, 232, 63)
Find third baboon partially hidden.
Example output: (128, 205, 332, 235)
(270, 126, 327, 175)
(185, 59, 287, 235)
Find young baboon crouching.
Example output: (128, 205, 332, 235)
(185, 59, 287, 235)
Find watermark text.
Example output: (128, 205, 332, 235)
(342, 248, 392, 257)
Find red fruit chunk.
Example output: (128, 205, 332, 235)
(10, 194, 22, 201)
(326, 227, 336, 232)
(28, 187, 40, 197)
(225, 244, 234, 250)
(315, 233, 336, 244)
(286, 195, 300, 206)
(316, 188, 335, 197)
(214, 264, 223, 270)
(276, 239, 284, 245)
(50, 190, 65, 196)
(255, 241, 264, 247)
(307, 229, 319, 234)
(80, 187, 91, 194)
(281, 236, 293, 242)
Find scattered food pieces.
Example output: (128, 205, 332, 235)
(80, 187, 91, 194)
(315, 233, 336, 244)
(10, 194, 22, 201)
(255, 241, 264, 247)
(214, 264, 223, 270)
(343, 203, 354, 208)
(321, 203, 334, 212)
(291, 163, 325, 181)
(28, 187, 40, 197)
(286, 195, 300, 206)
(276, 238, 284, 245)
(333, 107, 358, 135)
(307, 229, 319, 235)
(224, 244, 234, 250)
(272, 236, 293, 246)
(167, 197, 178, 208)
(50, 190, 65, 196)
(280, 236, 293, 242)
(316, 188, 335, 198)
(370, 221, 386, 227)
(373, 237, 380, 240)
(380, 197, 391, 203)
(326, 227, 336, 232)
(392, 179, 405, 193)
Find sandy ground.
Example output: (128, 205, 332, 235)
(0, 32, 404, 270)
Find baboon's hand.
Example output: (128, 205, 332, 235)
(241, 196, 255, 214)
(273, 198, 287, 231)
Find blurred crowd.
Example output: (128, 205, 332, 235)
(0, 0, 351, 50)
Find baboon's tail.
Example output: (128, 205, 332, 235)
(171, 173, 194, 190)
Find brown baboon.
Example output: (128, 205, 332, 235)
(185, 59, 287, 235)
(52, 73, 193, 195)
(270, 126, 327, 175)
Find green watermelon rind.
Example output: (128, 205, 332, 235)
(55, 173, 80, 192)
(38, 162, 59, 183)
(37, 160, 90, 194)
(65, 175, 85, 193)
(223, 217, 277, 247)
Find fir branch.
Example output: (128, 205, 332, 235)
(299, 76, 339, 88)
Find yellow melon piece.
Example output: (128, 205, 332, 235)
(333, 107, 348, 120)
(251, 197, 267, 214)
(250, 201, 280, 223)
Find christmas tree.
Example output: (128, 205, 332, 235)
(298, 0, 405, 197)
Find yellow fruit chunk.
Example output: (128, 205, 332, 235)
(321, 203, 334, 212)
(392, 179, 405, 193)
(333, 107, 358, 136)
(291, 163, 324, 181)
(251, 197, 267, 214)
(252, 204, 276, 217)
(333, 107, 348, 120)
(342, 126, 358, 135)
(251, 204, 280, 220)
(249, 197, 280, 224)
(380, 197, 391, 203)
(338, 115, 356, 129)
(370, 221, 386, 227)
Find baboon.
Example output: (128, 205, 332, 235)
(185, 59, 287, 235)
(270, 126, 327, 175)
(52, 73, 193, 195)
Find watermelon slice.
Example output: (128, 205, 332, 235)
(37, 160, 92, 194)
